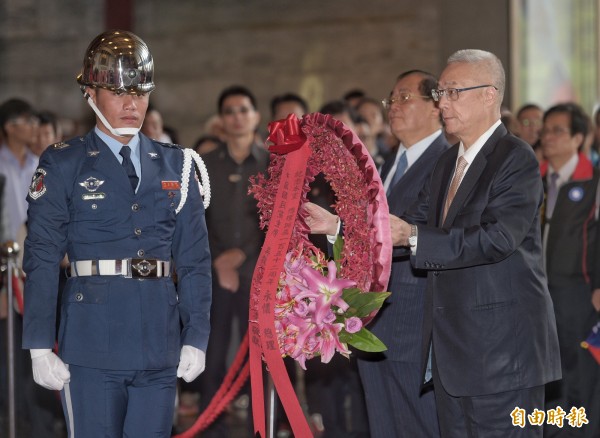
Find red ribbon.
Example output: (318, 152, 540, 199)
(250, 123, 313, 437)
(266, 113, 307, 154)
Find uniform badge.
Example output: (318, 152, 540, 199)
(79, 176, 105, 192)
(162, 181, 181, 190)
(82, 193, 106, 201)
(51, 141, 69, 150)
(87, 151, 100, 157)
(29, 168, 47, 200)
(148, 152, 159, 159)
(568, 186, 584, 202)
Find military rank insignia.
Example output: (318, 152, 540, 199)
(51, 141, 69, 149)
(29, 168, 47, 200)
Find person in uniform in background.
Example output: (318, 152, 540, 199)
(22, 30, 212, 437)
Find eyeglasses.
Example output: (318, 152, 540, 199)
(9, 116, 39, 127)
(381, 92, 430, 109)
(430, 84, 498, 102)
(540, 126, 570, 137)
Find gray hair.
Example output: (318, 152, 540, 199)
(447, 49, 505, 104)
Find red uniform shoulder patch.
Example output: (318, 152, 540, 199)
(29, 168, 47, 200)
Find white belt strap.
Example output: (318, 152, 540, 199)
(70, 259, 171, 278)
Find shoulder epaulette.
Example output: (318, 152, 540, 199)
(51, 141, 70, 150)
(155, 141, 182, 150)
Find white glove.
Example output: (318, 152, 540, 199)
(177, 345, 206, 382)
(30, 349, 71, 390)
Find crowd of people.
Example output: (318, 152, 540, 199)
(0, 30, 599, 438)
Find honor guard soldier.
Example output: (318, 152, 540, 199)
(22, 30, 212, 437)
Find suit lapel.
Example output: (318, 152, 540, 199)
(442, 124, 507, 227)
(380, 153, 394, 182)
(433, 147, 458, 226)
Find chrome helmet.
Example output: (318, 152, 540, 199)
(76, 30, 155, 94)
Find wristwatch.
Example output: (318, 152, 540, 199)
(408, 224, 418, 247)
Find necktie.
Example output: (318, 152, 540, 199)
(387, 151, 408, 195)
(119, 145, 139, 192)
(442, 156, 468, 221)
(545, 172, 560, 218)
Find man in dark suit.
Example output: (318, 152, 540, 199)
(392, 49, 561, 437)
(358, 70, 448, 437)
(539, 103, 600, 437)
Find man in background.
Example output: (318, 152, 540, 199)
(540, 102, 600, 437)
(198, 85, 269, 437)
(358, 69, 448, 437)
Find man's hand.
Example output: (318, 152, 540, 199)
(390, 214, 412, 246)
(592, 288, 600, 312)
(303, 202, 339, 235)
(177, 345, 206, 382)
(31, 349, 71, 390)
(213, 249, 246, 292)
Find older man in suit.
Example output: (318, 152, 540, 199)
(357, 70, 448, 437)
(392, 50, 561, 437)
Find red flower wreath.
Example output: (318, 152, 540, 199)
(249, 113, 392, 367)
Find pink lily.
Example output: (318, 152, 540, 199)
(299, 261, 355, 325)
(319, 323, 350, 363)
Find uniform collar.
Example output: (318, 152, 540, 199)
(94, 126, 141, 161)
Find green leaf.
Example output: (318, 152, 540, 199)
(339, 328, 387, 352)
(344, 291, 391, 318)
(341, 287, 362, 302)
(333, 235, 344, 262)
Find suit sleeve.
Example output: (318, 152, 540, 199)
(22, 151, 70, 349)
(411, 145, 543, 270)
(172, 160, 212, 352)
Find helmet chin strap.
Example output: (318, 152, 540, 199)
(83, 91, 141, 137)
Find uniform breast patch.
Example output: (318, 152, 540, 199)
(29, 168, 47, 200)
(79, 176, 105, 192)
(162, 181, 181, 190)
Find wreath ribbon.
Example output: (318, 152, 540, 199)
(266, 113, 307, 154)
(249, 114, 313, 437)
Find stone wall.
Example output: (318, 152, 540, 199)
(0, 0, 510, 146)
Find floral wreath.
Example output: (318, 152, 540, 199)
(250, 112, 392, 368)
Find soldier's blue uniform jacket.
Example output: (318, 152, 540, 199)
(22, 131, 212, 370)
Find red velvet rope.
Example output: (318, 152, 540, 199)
(12, 272, 24, 314)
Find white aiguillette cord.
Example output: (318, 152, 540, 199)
(82, 90, 211, 212)
(176, 148, 211, 212)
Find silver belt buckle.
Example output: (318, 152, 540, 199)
(130, 258, 157, 278)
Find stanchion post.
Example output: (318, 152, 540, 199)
(2, 241, 20, 438)
(266, 372, 277, 438)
